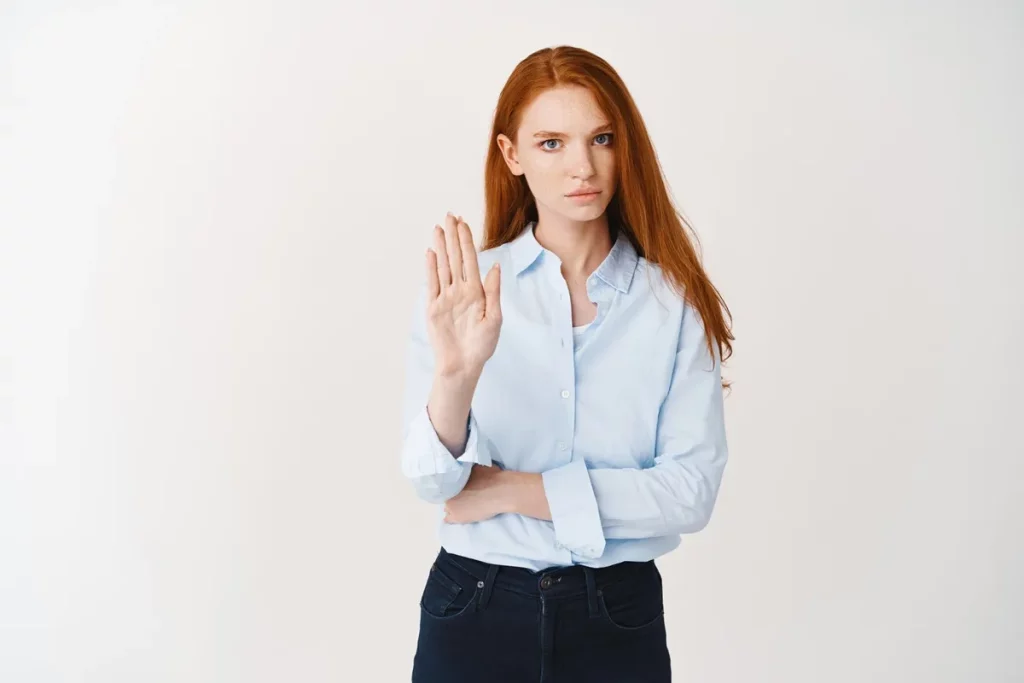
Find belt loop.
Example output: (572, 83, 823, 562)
(583, 566, 599, 618)
(476, 563, 499, 611)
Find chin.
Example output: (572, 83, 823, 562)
(560, 201, 611, 223)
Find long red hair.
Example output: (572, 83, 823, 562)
(482, 45, 734, 383)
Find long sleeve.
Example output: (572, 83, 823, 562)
(399, 284, 495, 504)
(541, 302, 729, 559)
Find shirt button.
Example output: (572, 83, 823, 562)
(560, 389, 570, 399)
(557, 441, 567, 451)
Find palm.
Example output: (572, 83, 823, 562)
(425, 214, 502, 378)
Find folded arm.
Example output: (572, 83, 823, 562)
(514, 303, 729, 559)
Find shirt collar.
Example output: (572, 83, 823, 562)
(508, 221, 545, 275)
(508, 220, 639, 294)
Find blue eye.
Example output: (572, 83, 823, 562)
(539, 134, 613, 151)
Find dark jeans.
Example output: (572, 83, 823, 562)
(412, 546, 672, 682)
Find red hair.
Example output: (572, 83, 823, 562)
(482, 45, 734, 384)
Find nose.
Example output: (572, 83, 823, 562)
(568, 145, 595, 179)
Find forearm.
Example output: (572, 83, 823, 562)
(500, 463, 719, 530)
(500, 471, 552, 520)
(426, 370, 480, 457)
(401, 368, 494, 504)
(496, 446, 724, 560)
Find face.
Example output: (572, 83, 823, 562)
(497, 85, 617, 224)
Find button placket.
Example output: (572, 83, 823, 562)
(554, 274, 576, 465)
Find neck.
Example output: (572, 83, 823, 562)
(533, 209, 613, 280)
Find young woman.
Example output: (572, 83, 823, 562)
(400, 45, 733, 682)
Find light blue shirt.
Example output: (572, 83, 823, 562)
(400, 221, 729, 571)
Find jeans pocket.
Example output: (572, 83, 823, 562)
(597, 567, 665, 631)
(419, 562, 480, 620)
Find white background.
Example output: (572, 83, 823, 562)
(2, 1, 1022, 681)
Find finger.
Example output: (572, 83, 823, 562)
(425, 248, 440, 299)
(458, 219, 482, 288)
(483, 262, 502, 321)
(444, 213, 464, 283)
(432, 225, 451, 288)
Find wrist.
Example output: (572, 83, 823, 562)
(429, 371, 480, 416)
(433, 367, 482, 394)
(498, 470, 542, 517)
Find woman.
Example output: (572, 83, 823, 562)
(400, 45, 733, 682)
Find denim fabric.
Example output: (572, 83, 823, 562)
(412, 546, 672, 682)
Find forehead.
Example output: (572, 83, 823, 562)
(518, 85, 608, 135)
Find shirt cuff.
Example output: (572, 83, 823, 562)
(401, 406, 493, 480)
(541, 458, 606, 560)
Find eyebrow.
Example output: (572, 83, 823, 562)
(532, 124, 613, 139)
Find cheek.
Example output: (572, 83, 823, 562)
(522, 156, 561, 194)
(527, 151, 559, 174)
(597, 150, 616, 178)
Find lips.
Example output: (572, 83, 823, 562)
(567, 189, 600, 197)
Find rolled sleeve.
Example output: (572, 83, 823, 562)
(401, 406, 493, 503)
(580, 302, 729, 540)
(541, 458, 606, 559)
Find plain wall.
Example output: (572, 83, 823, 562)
(2, 1, 1022, 681)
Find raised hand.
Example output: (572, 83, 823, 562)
(425, 213, 502, 380)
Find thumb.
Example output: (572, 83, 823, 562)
(483, 262, 501, 320)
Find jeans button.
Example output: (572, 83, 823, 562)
(540, 576, 553, 590)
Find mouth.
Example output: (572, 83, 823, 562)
(566, 189, 602, 202)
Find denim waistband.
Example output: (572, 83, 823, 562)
(435, 546, 657, 605)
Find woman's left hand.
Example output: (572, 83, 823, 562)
(443, 464, 512, 524)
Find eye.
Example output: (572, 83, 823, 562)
(594, 133, 613, 145)
(541, 139, 561, 151)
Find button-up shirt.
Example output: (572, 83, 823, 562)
(400, 221, 729, 571)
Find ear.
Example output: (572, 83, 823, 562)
(496, 133, 524, 176)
